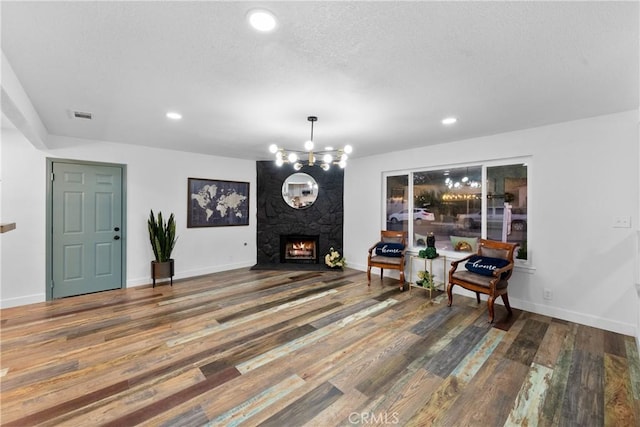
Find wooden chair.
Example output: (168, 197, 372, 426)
(367, 230, 408, 290)
(447, 239, 518, 323)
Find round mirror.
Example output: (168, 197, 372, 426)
(282, 173, 318, 209)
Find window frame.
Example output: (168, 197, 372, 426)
(382, 156, 532, 268)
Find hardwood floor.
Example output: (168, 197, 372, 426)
(1, 267, 639, 426)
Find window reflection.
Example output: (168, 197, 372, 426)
(385, 175, 409, 237)
(384, 163, 528, 259)
(487, 164, 528, 259)
(413, 166, 482, 250)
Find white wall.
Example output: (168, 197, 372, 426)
(3, 110, 638, 336)
(0, 129, 256, 308)
(637, 108, 640, 349)
(1, 128, 47, 306)
(345, 110, 639, 336)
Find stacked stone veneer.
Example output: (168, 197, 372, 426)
(256, 161, 344, 265)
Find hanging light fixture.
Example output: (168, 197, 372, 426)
(268, 116, 352, 171)
(444, 168, 481, 189)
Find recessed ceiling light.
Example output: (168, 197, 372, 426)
(248, 9, 277, 32)
(442, 117, 457, 125)
(166, 112, 182, 120)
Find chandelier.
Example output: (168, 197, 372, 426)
(444, 176, 481, 189)
(269, 116, 353, 171)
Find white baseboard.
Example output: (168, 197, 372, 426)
(0, 262, 257, 307)
(127, 261, 256, 288)
(351, 263, 636, 336)
(5, 263, 637, 338)
(509, 298, 635, 336)
(1, 293, 46, 308)
(433, 284, 635, 336)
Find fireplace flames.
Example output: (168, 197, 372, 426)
(281, 235, 319, 264)
(287, 241, 315, 258)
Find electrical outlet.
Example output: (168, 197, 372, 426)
(613, 216, 631, 228)
(543, 288, 553, 300)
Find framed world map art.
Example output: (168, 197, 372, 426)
(187, 178, 250, 227)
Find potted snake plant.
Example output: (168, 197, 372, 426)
(148, 210, 177, 287)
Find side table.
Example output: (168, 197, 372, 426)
(408, 255, 447, 300)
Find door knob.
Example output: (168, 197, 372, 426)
(114, 227, 120, 232)
(114, 235, 120, 240)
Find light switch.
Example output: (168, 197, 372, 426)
(613, 216, 631, 228)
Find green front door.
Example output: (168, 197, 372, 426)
(51, 161, 124, 298)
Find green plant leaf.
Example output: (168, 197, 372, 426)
(148, 210, 177, 262)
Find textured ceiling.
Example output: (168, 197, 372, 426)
(1, 1, 638, 160)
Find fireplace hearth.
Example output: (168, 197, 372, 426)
(281, 235, 319, 264)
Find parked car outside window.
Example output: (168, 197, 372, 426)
(388, 208, 435, 224)
(457, 207, 527, 231)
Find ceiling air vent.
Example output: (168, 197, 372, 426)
(73, 111, 93, 120)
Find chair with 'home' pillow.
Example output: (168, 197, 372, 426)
(367, 230, 407, 290)
(448, 239, 518, 323)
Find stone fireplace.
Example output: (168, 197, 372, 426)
(256, 161, 343, 266)
(280, 234, 320, 264)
